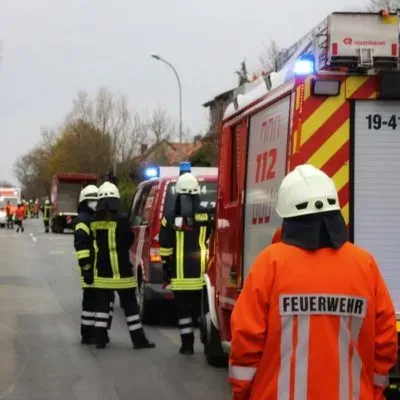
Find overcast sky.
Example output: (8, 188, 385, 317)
(0, 0, 366, 183)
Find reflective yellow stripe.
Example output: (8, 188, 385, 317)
(93, 230, 99, 279)
(161, 217, 168, 227)
(76, 249, 90, 259)
(195, 213, 208, 222)
(108, 225, 120, 279)
(75, 222, 90, 235)
(160, 247, 173, 256)
(170, 278, 205, 290)
(176, 231, 184, 280)
(91, 221, 117, 230)
(199, 226, 207, 276)
(94, 276, 137, 289)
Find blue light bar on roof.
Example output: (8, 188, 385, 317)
(179, 161, 192, 175)
(294, 54, 315, 76)
(144, 166, 160, 179)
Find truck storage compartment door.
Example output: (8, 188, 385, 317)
(328, 13, 399, 66)
(353, 100, 400, 310)
(57, 182, 82, 213)
(243, 95, 290, 280)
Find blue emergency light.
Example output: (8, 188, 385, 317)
(144, 165, 160, 179)
(179, 161, 192, 175)
(293, 54, 315, 75)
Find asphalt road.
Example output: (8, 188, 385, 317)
(0, 219, 231, 400)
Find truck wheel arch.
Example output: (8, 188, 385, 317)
(204, 273, 219, 330)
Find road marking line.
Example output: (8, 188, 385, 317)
(49, 250, 65, 255)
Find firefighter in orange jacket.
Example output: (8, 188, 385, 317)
(229, 164, 398, 400)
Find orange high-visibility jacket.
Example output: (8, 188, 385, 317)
(229, 242, 397, 400)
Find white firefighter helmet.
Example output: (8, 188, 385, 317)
(175, 173, 200, 195)
(78, 185, 98, 204)
(98, 182, 120, 199)
(276, 164, 340, 219)
(45, 199, 50, 205)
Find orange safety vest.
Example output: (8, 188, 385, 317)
(229, 242, 397, 400)
(15, 208, 25, 221)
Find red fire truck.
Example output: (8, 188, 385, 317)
(200, 10, 400, 385)
(128, 164, 218, 323)
(50, 172, 98, 233)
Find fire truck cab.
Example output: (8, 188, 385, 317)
(201, 11, 400, 387)
(128, 164, 218, 323)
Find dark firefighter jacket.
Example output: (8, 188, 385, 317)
(90, 213, 136, 289)
(159, 211, 213, 291)
(74, 207, 94, 289)
(43, 205, 51, 221)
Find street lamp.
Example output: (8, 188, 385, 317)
(150, 53, 183, 161)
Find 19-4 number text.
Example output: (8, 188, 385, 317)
(366, 114, 399, 130)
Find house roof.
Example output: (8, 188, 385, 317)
(136, 139, 204, 165)
(203, 88, 235, 108)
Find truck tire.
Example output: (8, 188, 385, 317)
(201, 291, 228, 368)
(136, 275, 155, 325)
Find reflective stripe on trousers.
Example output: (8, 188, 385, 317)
(278, 316, 365, 400)
(229, 365, 257, 381)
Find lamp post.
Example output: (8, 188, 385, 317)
(150, 53, 183, 161)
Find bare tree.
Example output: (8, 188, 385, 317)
(259, 40, 280, 71)
(366, 0, 400, 10)
(148, 104, 175, 144)
(65, 88, 149, 173)
(235, 60, 249, 86)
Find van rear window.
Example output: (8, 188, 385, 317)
(163, 181, 217, 214)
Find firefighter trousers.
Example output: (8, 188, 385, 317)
(44, 220, 49, 232)
(81, 288, 96, 340)
(173, 289, 205, 349)
(94, 288, 148, 347)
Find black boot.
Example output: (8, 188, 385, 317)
(94, 328, 108, 349)
(179, 333, 194, 355)
(179, 344, 194, 355)
(81, 336, 96, 345)
(131, 329, 155, 350)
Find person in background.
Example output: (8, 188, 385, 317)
(15, 203, 25, 233)
(42, 200, 51, 233)
(229, 164, 397, 400)
(91, 182, 155, 350)
(28, 199, 34, 218)
(5, 201, 13, 229)
(33, 199, 40, 218)
(21, 200, 28, 219)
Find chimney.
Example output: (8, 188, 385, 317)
(141, 143, 148, 154)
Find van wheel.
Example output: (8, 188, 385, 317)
(136, 276, 155, 325)
(201, 292, 228, 368)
